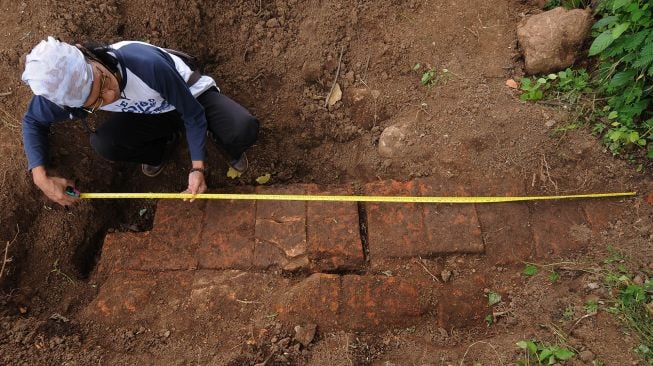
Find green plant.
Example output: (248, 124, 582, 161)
(414, 63, 451, 87)
(421, 68, 437, 86)
(589, 0, 653, 158)
(520, 76, 552, 101)
(602, 268, 653, 364)
(548, 271, 560, 284)
(584, 300, 599, 314)
(544, 0, 592, 10)
(562, 304, 576, 321)
(523, 263, 539, 276)
(516, 339, 575, 365)
(553, 68, 591, 103)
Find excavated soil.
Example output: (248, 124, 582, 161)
(0, 0, 651, 365)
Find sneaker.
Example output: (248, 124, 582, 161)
(229, 152, 249, 173)
(140, 132, 181, 177)
(141, 162, 165, 177)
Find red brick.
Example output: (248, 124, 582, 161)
(274, 273, 341, 329)
(255, 186, 308, 270)
(190, 270, 285, 322)
(531, 202, 590, 257)
(437, 273, 488, 329)
(197, 199, 256, 269)
(256, 185, 309, 220)
(582, 199, 628, 235)
(85, 271, 193, 327)
(341, 275, 427, 330)
(476, 203, 533, 264)
(197, 232, 254, 269)
(98, 232, 198, 272)
(306, 186, 363, 272)
(416, 179, 484, 254)
(465, 177, 532, 263)
(364, 180, 426, 260)
(152, 199, 206, 242)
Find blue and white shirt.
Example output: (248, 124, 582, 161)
(22, 41, 216, 170)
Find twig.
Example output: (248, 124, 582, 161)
(0, 225, 19, 279)
(343, 334, 353, 366)
(463, 26, 479, 38)
(572, 311, 596, 329)
(459, 341, 505, 366)
(0, 91, 12, 97)
(362, 54, 370, 84)
(324, 45, 345, 108)
(540, 154, 558, 193)
(236, 299, 261, 304)
(417, 256, 440, 282)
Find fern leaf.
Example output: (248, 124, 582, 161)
(589, 30, 615, 56)
(609, 70, 636, 91)
(623, 31, 647, 51)
(632, 42, 653, 69)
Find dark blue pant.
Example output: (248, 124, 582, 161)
(89, 87, 259, 165)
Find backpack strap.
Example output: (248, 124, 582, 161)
(162, 47, 202, 88)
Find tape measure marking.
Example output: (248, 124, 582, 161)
(78, 192, 637, 203)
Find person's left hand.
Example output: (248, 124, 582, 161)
(183, 170, 207, 202)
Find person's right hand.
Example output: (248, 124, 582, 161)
(32, 166, 78, 206)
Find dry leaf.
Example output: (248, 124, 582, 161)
(505, 79, 519, 89)
(256, 173, 271, 185)
(226, 167, 242, 179)
(327, 83, 342, 106)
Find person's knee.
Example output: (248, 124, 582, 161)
(90, 133, 120, 161)
(235, 115, 259, 145)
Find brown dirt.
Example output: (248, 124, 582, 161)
(0, 0, 651, 365)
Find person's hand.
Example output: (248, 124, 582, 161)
(183, 169, 207, 202)
(32, 166, 78, 206)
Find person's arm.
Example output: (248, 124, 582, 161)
(22, 96, 77, 206)
(116, 43, 208, 197)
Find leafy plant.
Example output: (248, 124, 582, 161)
(584, 300, 599, 314)
(589, 0, 653, 158)
(517, 339, 575, 365)
(548, 271, 560, 284)
(553, 68, 591, 103)
(602, 267, 653, 364)
(421, 68, 438, 86)
(520, 76, 552, 101)
(488, 291, 502, 306)
(544, 0, 592, 10)
(523, 263, 539, 276)
(414, 63, 451, 87)
(562, 304, 576, 321)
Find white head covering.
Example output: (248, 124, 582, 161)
(21, 36, 94, 107)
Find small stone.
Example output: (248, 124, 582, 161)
(293, 324, 317, 346)
(505, 79, 519, 89)
(266, 18, 280, 27)
(633, 275, 644, 285)
(586, 282, 600, 290)
(278, 337, 291, 348)
(301, 61, 322, 83)
(545, 120, 556, 128)
(438, 327, 448, 337)
(580, 350, 594, 362)
(271, 336, 278, 344)
(441, 269, 452, 283)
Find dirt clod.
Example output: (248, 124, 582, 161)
(294, 324, 317, 347)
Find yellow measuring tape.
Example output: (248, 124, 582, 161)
(79, 191, 637, 203)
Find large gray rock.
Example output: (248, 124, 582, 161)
(517, 7, 593, 75)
